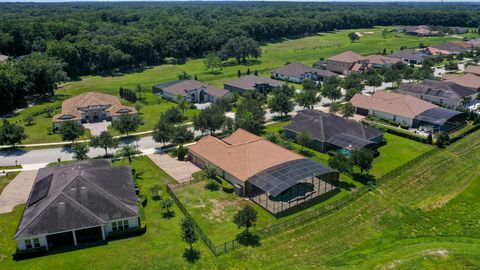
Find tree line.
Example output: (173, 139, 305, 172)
(1, 1, 480, 79)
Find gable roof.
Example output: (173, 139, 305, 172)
(465, 65, 480, 76)
(271, 62, 318, 78)
(364, 55, 402, 66)
(224, 75, 285, 91)
(53, 92, 136, 123)
(430, 41, 472, 53)
(444, 73, 480, 89)
(351, 91, 437, 119)
(284, 110, 383, 150)
(388, 49, 429, 62)
(188, 129, 306, 182)
(328, 51, 365, 63)
(399, 80, 477, 100)
(153, 80, 228, 98)
(15, 160, 138, 239)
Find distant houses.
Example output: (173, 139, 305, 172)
(398, 79, 478, 108)
(398, 25, 441, 36)
(188, 128, 339, 215)
(428, 41, 472, 55)
(14, 160, 140, 251)
(270, 62, 337, 83)
(152, 80, 230, 103)
(53, 92, 137, 128)
(284, 110, 384, 153)
(351, 91, 465, 132)
(223, 75, 285, 94)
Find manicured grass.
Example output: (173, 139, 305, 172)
(5, 26, 459, 145)
(1, 131, 480, 269)
(0, 172, 19, 194)
(0, 165, 22, 170)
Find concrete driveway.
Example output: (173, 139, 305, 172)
(83, 121, 111, 136)
(147, 152, 201, 183)
(0, 170, 38, 214)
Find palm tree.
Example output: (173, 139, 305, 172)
(176, 95, 189, 115)
(116, 144, 141, 165)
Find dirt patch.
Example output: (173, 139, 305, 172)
(204, 199, 240, 223)
(423, 248, 449, 258)
(383, 259, 402, 269)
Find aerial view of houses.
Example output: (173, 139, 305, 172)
(1, 2, 480, 269)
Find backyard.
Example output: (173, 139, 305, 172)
(3, 26, 463, 144)
(1, 128, 479, 269)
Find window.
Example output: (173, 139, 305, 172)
(33, 238, 40, 248)
(24, 239, 32, 249)
(112, 220, 129, 231)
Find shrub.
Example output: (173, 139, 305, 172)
(177, 144, 187, 161)
(204, 179, 221, 191)
(222, 180, 235, 193)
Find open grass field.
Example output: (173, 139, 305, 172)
(1, 130, 479, 269)
(4, 26, 461, 144)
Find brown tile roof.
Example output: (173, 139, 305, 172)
(431, 41, 472, 53)
(53, 92, 136, 122)
(465, 65, 480, 76)
(328, 51, 365, 63)
(188, 129, 304, 182)
(224, 75, 284, 91)
(364, 55, 401, 65)
(444, 73, 480, 89)
(351, 91, 437, 119)
(155, 80, 229, 98)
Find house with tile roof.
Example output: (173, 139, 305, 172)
(443, 73, 480, 90)
(465, 65, 480, 76)
(188, 129, 339, 215)
(152, 80, 229, 103)
(223, 75, 285, 94)
(284, 110, 384, 153)
(398, 79, 478, 108)
(429, 41, 472, 55)
(52, 92, 137, 128)
(351, 91, 465, 131)
(270, 62, 337, 83)
(326, 51, 367, 75)
(388, 49, 430, 65)
(14, 160, 139, 251)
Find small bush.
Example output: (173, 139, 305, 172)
(222, 180, 235, 193)
(177, 144, 187, 161)
(204, 179, 221, 191)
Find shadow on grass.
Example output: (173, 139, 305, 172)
(338, 181, 357, 191)
(299, 149, 314, 157)
(271, 115, 291, 122)
(351, 172, 376, 185)
(236, 231, 261, 247)
(162, 210, 176, 219)
(183, 248, 200, 263)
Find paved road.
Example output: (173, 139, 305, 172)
(0, 101, 317, 167)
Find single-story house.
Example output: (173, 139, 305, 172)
(450, 27, 469, 34)
(364, 55, 403, 69)
(152, 80, 230, 103)
(52, 92, 137, 128)
(398, 25, 440, 36)
(398, 79, 478, 108)
(326, 51, 367, 75)
(465, 65, 480, 77)
(443, 73, 480, 90)
(270, 62, 337, 83)
(223, 75, 285, 94)
(351, 91, 465, 132)
(188, 129, 339, 215)
(14, 160, 139, 252)
(429, 41, 472, 55)
(284, 110, 384, 153)
(388, 49, 430, 65)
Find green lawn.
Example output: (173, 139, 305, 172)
(5, 26, 460, 145)
(1, 131, 480, 269)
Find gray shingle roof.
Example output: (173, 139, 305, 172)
(15, 160, 138, 239)
(284, 110, 383, 149)
(152, 80, 229, 98)
(224, 75, 285, 91)
(399, 80, 477, 100)
(271, 62, 318, 78)
(388, 49, 429, 62)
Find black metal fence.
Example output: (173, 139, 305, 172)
(166, 146, 442, 256)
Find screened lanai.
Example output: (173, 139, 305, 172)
(246, 159, 339, 216)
